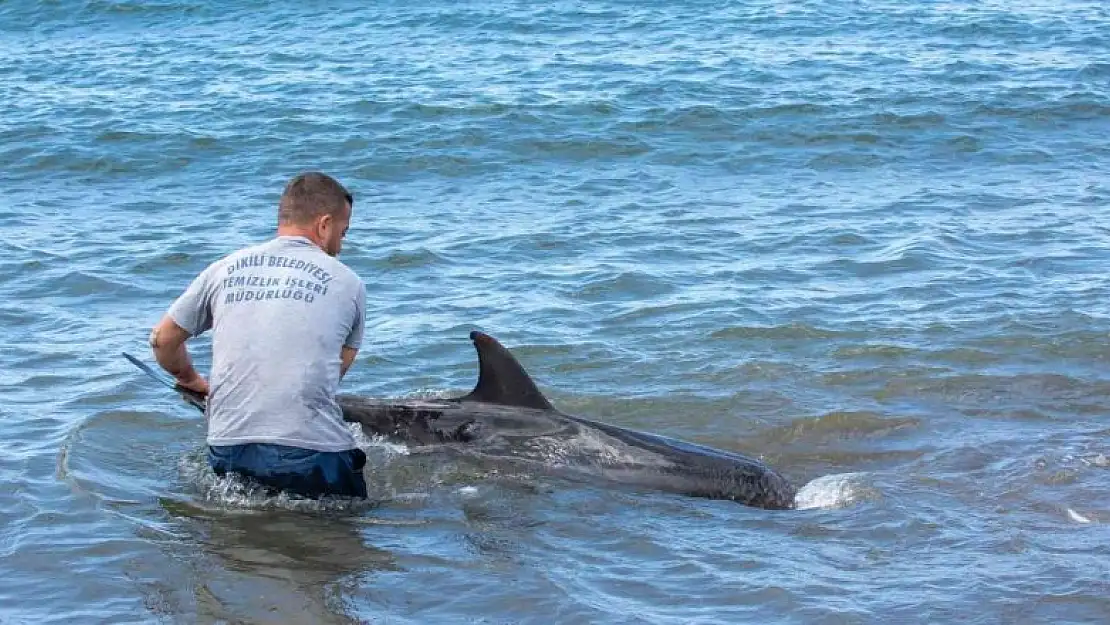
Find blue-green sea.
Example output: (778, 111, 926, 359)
(2, 1, 1109, 623)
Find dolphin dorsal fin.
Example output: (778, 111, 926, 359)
(458, 331, 554, 410)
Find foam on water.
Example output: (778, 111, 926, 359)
(172, 422, 415, 513)
(348, 422, 411, 458)
(793, 472, 878, 510)
(174, 448, 372, 514)
(1082, 453, 1110, 468)
(3, 0, 1110, 622)
(1066, 508, 1093, 524)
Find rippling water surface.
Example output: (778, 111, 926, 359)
(2, 0, 1109, 623)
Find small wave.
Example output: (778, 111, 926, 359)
(831, 344, 917, 360)
(353, 152, 500, 180)
(865, 110, 948, 131)
(378, 248, 448, 269)
(816, 238, 943, 277)
(607, 301, 711, 325)
(95, 130, 161, 143)
(794, 472, 877, 509)
(130, 251, 194, 274)
(507, 134, 653, 161)
(75, 0, 207, 19)
(710, 322, 859, 341)
(571, 271, 675, 302)
(1074, 62, 1110, 80)
(771, 411, 921, 445)
(972, 98, 1110, 123)
(1080, 453, 1110, 469)
(1066, 508, 1094, 524)
(48, 269, 135, 299)
(879, 372, 1101, 409)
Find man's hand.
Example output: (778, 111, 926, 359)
(175, 369, 210, 396)
(150, 314, 207, 394)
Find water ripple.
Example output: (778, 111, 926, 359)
(2, 0, 1110, 622)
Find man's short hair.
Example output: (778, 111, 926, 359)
(277, 172, 353, 225)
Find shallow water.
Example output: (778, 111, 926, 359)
(2, 0, 1110, 623)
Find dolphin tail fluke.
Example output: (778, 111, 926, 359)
(122, 351, 207, 414)
(457, 331, 555, 411)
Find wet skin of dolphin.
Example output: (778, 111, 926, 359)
(336, 331, 797, 510)
(125, 331, 797, 510)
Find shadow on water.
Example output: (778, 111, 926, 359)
(155, 496, 399, 625)
(58, 408, 403, 624)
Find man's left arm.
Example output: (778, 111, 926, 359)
(340, 280, 367, 380)
(340, 346, 358, 379)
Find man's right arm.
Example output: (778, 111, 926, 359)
(153, 264, 217, 392)
(150, 314, 207, 394)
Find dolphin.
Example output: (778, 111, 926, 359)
(124, 331, 797, 510)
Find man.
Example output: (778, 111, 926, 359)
(149, 171, 369, 499)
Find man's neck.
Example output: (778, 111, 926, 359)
(275, 225, 323, 249)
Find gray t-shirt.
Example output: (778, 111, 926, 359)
(167, 235, 366, 452)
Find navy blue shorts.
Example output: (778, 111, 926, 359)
(207, 442, 368, 499)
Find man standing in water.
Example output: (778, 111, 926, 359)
(148, 172, 369, 499)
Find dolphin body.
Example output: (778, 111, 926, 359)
(125, 331, 797, 510)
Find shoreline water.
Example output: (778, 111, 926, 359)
(2, 0, 1109, 622)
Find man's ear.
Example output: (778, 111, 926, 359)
(316, 212, 333, 236)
